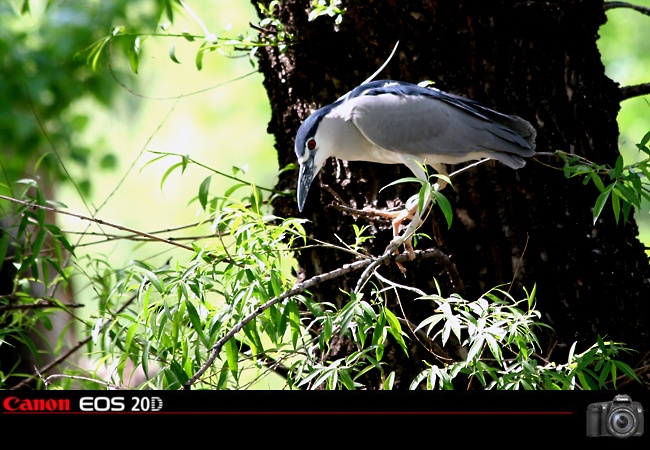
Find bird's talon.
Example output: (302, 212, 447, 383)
(405, 240, 416, 260)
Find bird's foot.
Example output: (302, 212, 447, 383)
(390, 236, 415, 274)
(365, 205, 418, 274)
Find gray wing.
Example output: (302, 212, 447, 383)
(342, 92, 536, 168)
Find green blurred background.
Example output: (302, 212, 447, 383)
(54, 1, 280, 295)
(599, 0, 650, 246)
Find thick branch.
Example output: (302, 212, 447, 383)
(620, 82, 650, 101)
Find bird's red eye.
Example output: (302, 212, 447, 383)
(307, 138, 316, 150)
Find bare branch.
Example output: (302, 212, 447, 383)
(42, 374, 122, 390)
(605, 1, 650, 16)
(0, 298, 83, 312)
(0, 194, 195, 252)
(620, 82, 650, 101)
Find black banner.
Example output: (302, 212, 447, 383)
(1, 390, 648, 441)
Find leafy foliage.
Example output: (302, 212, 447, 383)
(3, 160, 641, 390)
(0, 181, 77, 387)
(308, 0, 345, 25)
(411, 286, 638, 390)
(558, 131, 650, 225)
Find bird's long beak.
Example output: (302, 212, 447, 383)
(297, 158, 315, 213)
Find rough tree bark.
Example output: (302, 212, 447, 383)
(253, 0, 650, 389)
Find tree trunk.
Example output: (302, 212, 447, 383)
(254, 0, 650, 389)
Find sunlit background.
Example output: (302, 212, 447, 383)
(57, 2, 278, 296)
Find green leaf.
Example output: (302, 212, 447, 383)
(417, 184, 429, 213)
(339, 371, 356, 390)
(372, 311, 386, 361)
(485, 334, 502, 364)
(525, 283, 537, 310)
(182, 30, 195, 42)
(186, 301, 209, 348)
(612, 360, 640, 383)
(99, 153, 117, 170)
(169, 43, 181, 64)
(384, 307, 408, 355)
(195, 43, 208, 71)
(198, 176, 212, 210)
(287, 300, 301, 349)
(592, 186, 612, 224)
(598, 360, 611, 386)
(128, 36, 141, 74)
(431, 189, 453, 228)
(622, 200, 633, 224)
(611, 155, 624, 180)
(225, 338, 239, 379)
(466, 335, 485, 362)
(20, 0, 30, 14)
(0, 232, 9, 275)
(589, 172, 605, 192)
(159, 162, 183, 190)
(615, 183, 641, 207)
(141, 341, 150, 380)
(380, 176, 425, 191)
(640, 130, 650, 147)
(611, 190, 621, 223)
(125, 323, 139, 354)
(610, 362, 617, 389)
(240, 321, 262, 356)
(144, 270, 165, 293)
(415, 313, 445, 335)
(383, 372, 396, 390)
(637, 131, 650, 155)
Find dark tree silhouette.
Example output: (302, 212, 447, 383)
(253, 0, 650, 389)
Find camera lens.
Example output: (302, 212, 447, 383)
(614, 414, 629, 429)
(607, 408, 637, 438)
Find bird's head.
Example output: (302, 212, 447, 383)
(294, 104, 337, 212)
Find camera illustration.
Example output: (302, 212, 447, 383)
(586, 394, 644, 438)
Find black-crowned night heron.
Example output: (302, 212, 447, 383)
(294, 79, 536, 256)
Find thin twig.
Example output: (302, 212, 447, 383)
(0, 194, 195, 252)
(106, 38, 259, 101)
(507, 233, 530, 294)
(330, 203, 394, 223)
(24, 86, 95, 222)
(0, 299, 83, 312)
(42, 374, 121, 390)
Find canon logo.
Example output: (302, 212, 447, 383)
(3, 396, 71, 412)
